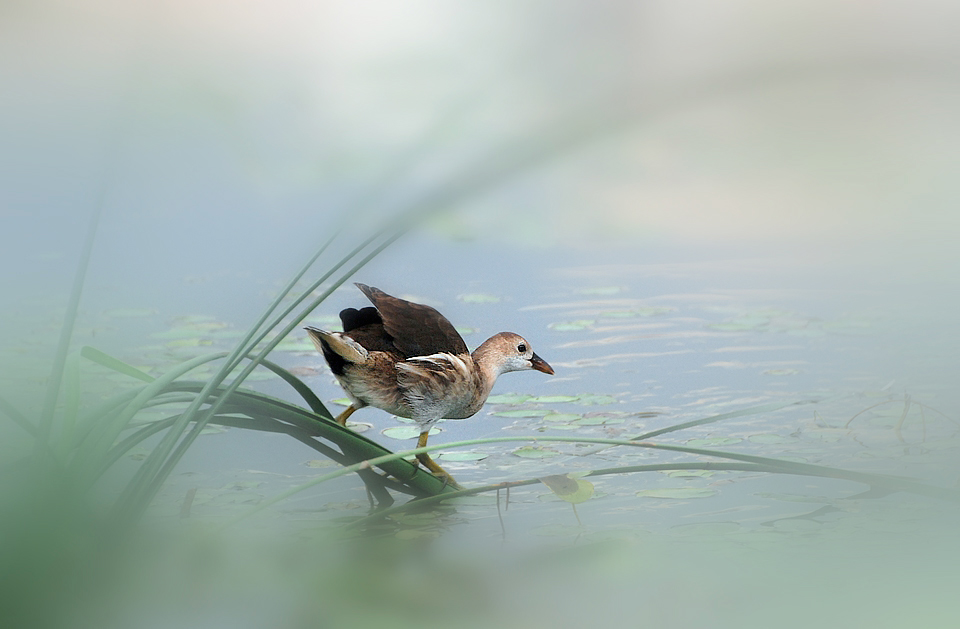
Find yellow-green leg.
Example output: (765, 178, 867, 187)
(416, 431, 462, 489)
(334, 404, 358, 427)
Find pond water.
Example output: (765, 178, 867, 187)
(4, 1, 960, 626)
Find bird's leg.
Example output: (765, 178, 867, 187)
(415, 431, 462, 490)
(333, 404, 358, 427)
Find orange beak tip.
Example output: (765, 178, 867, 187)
(531, 353, 555, 375)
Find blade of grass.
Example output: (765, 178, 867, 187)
(81, 346, 155, 383)
(57, 351, 82, 457)
(225, 434, 960, 526)
(0, 393, 36, 440)
(347, 462, 780, 528)
(37, 206, 102, 448)
(255, 358, 331, 418)
(74, 352, 229, 485)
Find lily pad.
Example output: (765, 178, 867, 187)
(458, 293, 501, 304)
(578, 286, 622, 296)
(304, 459, 338, 468)
(528, 395, 581, 404)
(573, 394, 617, 406)
(486, 393, 532, 405)
(686, 437, 742, 447)
(512, 446, 560, 459)
(165, 338, 213, 349)
(439, 451, 488, 462)
(381, 425, 441, 440)
(542, 413, 582, 422)
(664, 470, 715, 478)
(600, 307, 672, 318)
(331, 398, 352, 407)
(762, 368, 800, 376)
(172, 314, 218, 324)
(493, 409, 552, 418)
(345, 421, 372, 433)
(548, 320, 595, 332)
(636, 488, 718, 499)
(540, 474, 595, 504)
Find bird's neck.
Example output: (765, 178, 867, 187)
(470, 339, 507, 396)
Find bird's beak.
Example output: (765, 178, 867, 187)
(530, 352, 555, 375)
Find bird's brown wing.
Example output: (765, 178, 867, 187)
(355, 283, 469, 358)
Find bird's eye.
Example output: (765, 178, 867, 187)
(517, 343, 527, 353)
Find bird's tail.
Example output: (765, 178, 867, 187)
(304, 327, 369, 365)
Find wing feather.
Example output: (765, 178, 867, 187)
(356, 283, 469, 357)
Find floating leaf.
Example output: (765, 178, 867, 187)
(599, 307, 672, 318)
(540, 474, 595, 504)
(486, 393, 532, 405)
(578, 286, 622, 296)
(304, 459, 338, 468)
(548, 320, 595, 331)
(331, 398, 352, 407)
(287, 366, 319, 377)
(458, 293, 501, 304)
(493, 409, 552, 418)
(173, 314, 218, 324)
(454, 326, 477, 336)
(439, 451, 488, 462)
(573, 394, 617, 406)
(165, 338, 213, 349)
(199, 425, 228, 435)
(762, 368, 800, 376)
(686, 437, 742, 447)
(636, 488, 718, 499)
(542, 413, 581, 422)
(664, 470, 715, 478)
(512, 446, 560, 458)
(528, 395, 580, 404)
(381, 425, 440, 440)
(345, 421, 372, 433)
(756, 492, 831, 504)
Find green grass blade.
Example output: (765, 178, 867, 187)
(57, 351, 82, 456)
(81, 346, 155, 383)
(38, 206, 102, 447)
(0, 393, 36, 439)
(254, 358, 331, 419)
(74, 351, 229, 484)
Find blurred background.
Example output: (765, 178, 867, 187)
(2, 1, 960, 627)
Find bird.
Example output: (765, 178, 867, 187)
(305, 283, 554, 488)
